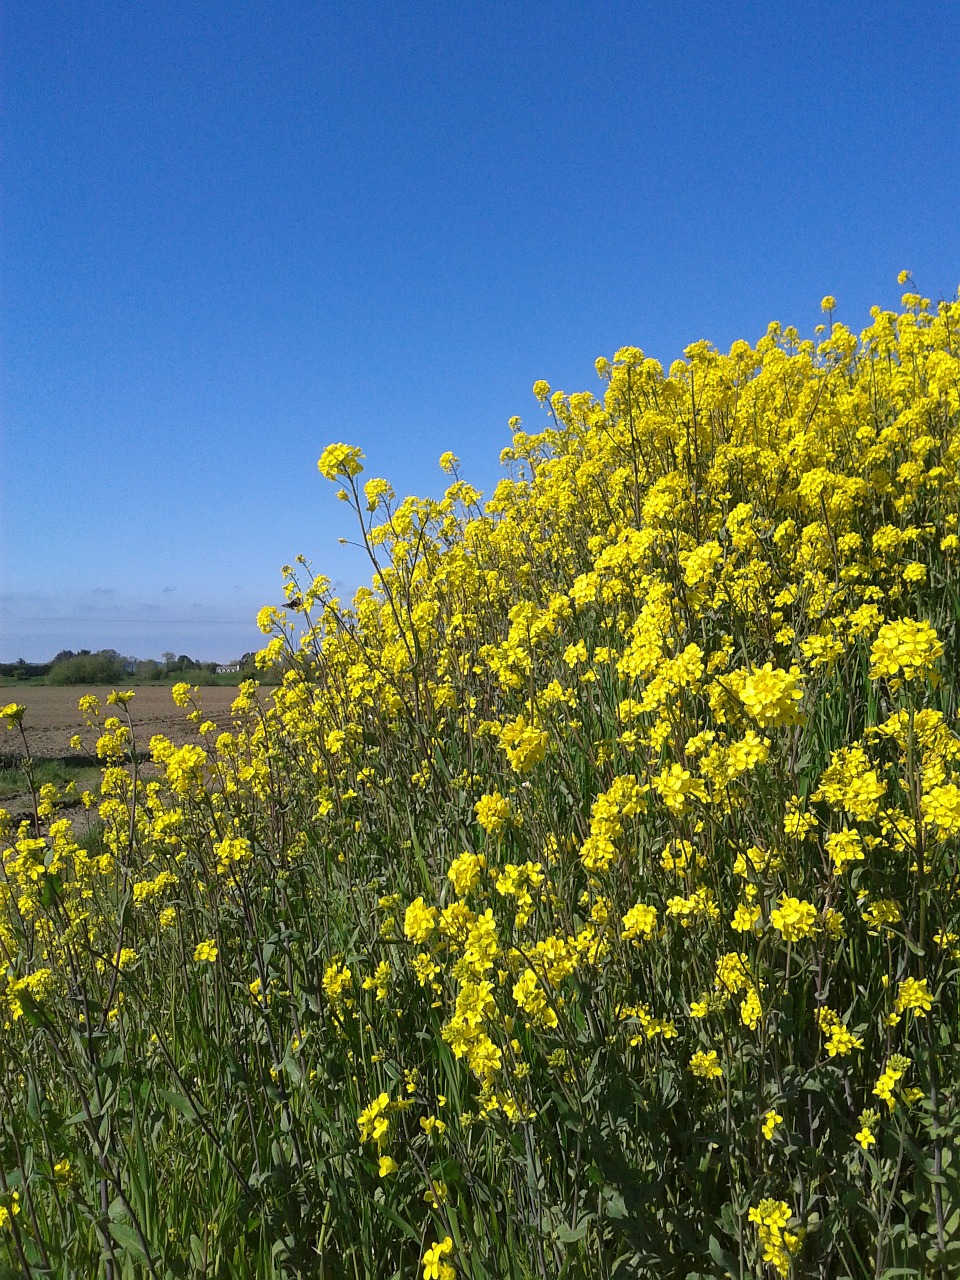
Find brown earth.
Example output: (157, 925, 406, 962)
(0, 684, 262, 761)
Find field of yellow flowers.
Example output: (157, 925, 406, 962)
(3, 284, 960, 1278)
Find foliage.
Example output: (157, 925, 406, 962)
(1, 652, 268, 688)
(45, 650, 136, 686)
(3, 286, 960, 1277)
(0, 760, 101, 805)
(0, 662, 53, 682)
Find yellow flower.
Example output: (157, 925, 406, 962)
(193, 940, 218, 964)
(357, 1092, 392, 1148)
(215, 836, 252, 875)
(762, 1110, 783, 1140)
(171, 681, 193, 707)
(0, 703, 25, 729)
(748, 1199, 799, 1276)
(824, 1025, 863, 1057)
(922, 784, 960, 837)
(666, 887, 719, 925)
(423, 1179, 448, 1207)
(726, 730, 770, 774)
(0, 1190, 20, 1229)
(728, 663, 804, 729)
(731, 903, 761, 932)
(860, 897, 902, 933)
(513, 968, 558, 1029)
(404, 897, 438, 944)
(740, 987, 763, 1031)
(873, 1055, 911, 1111)
(563, 639, 589, 667)
(895, 977, 932, 1017)
(652, 763, 707, 813)
(378, 1155, 397, 1177)
(363, 477, 393, 509)
(715, 952, 753, 995)
(825, 828, 865, 874)
(474, 790, 513, 834)
(812, 745, 886, 820)
(688, 1049, 723, 1080)
(856, 1107, 880, 1148)
(323, 960, 352, 1002)
(499, 715, 549, 772)
(464, 1032, 502, 1077)
(770, 895, 818, 942)
(447, 851, 486, 896)
(820, 295, 836, 311)
(934, 929, 960, 959)
(621, 902, 658, 941)
(164, 743, 207, 796)
(362, 960, 391, 1001)
(317, 442, 365, 480)
(411, 952, 440, 987)
(869, 618, 943, 681)
(422, 1237, 454, 1280)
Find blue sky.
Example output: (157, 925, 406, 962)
(2, 1, 959, 662)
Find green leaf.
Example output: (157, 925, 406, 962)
(108, 1220, 148, 1261)
(708, 1234, 737, 1273)
(555, 1217, 593, 1243)
(157, 1088, 204, 1123)
(374, 1199, 420, 1243)
(602, 1188, 628, 1219)
(15, 990, 47, 1029)
(40, 872, 63, 907)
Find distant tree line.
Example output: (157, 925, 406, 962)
(0, 650, 264, 684)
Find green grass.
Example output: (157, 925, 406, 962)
(0, 673, 281, 689)
(0, 758, 103, 803)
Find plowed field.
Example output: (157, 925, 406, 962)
(1, 684, 260, 761)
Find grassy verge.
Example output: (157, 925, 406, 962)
(0, 759, 103, 802)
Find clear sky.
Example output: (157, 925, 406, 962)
(2, 1, 959, 662)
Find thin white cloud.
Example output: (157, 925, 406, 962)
(0, 588, 266, 663)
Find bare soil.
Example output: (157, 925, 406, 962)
(2, 685, 268, 826)
(0, 684, 261, 761)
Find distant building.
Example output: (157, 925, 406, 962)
(216, 663, 241, 674)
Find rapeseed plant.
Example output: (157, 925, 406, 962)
(3, 286, 960, 1277)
